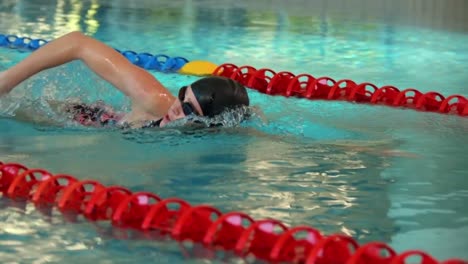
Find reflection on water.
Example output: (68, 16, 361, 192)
(1, 0, 467, 38)
(0, 0, 101, 37)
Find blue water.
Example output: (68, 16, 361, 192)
(1, 0, 468, 263)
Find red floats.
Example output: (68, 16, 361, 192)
(415, 92, 446, 111)
(0, 161, 466, 264)
(348, 82, 380, 102)
(439, 94, 468, 116)
(370, 86, 401, 105)
(172, 205, 222, 242)
(269, 226, 323, 262)
(32, 174, 78, 205)
(438, 95, 468, 115)
(347, 242, 396, 264)
(203, 212, 255, 250)
(305, 235, 359, 264)
(58, 180, 105, 213)
(391, 251, 439, 264)
(6, 169, 53, 199)
(235, 219, 289, 260)
(112, 191, 161, 228)
(142, 198, 191, 233)
(84, 186, 132, 221)
(212, 63, 467, 117)
(0, 163, 28, 193)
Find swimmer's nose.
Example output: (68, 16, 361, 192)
(171, 100, 185, 119)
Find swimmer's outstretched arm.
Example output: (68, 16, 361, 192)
(0, 31, 174, 116)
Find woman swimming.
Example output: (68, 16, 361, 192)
(0, 31, 249, 128)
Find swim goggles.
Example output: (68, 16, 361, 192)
(178, 86, 202, 116)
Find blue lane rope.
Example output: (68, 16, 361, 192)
(0, 33, 188, 72)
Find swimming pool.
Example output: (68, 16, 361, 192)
(1, 0, 468, 263)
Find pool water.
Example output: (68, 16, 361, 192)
(1, 0, 468, 263)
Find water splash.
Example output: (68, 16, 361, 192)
(164, 105, 255, 128)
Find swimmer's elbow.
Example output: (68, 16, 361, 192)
(62, 31, 89, 59)
(66, 31, 86, 40)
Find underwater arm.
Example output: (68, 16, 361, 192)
(0, 31, 174, 114)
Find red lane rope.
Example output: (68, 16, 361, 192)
(212, 64, 468, 117)
(0, 161, 466, 263)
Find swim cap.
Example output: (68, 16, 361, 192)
(190, 76, 250, 117)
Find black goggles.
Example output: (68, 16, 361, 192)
(178, 86, 201, 116)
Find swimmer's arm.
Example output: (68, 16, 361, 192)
(0, 31, 174, 116)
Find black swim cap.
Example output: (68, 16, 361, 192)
(190, 76, 249, 117)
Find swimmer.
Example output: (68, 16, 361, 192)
(0, 31, 249, 128)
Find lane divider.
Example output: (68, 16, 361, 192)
(0, 161, 466, 264)
(0, 34, 187, 72)
(212, 64, 468, 117)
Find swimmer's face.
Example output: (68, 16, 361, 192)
(159, 85, 204, 127)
